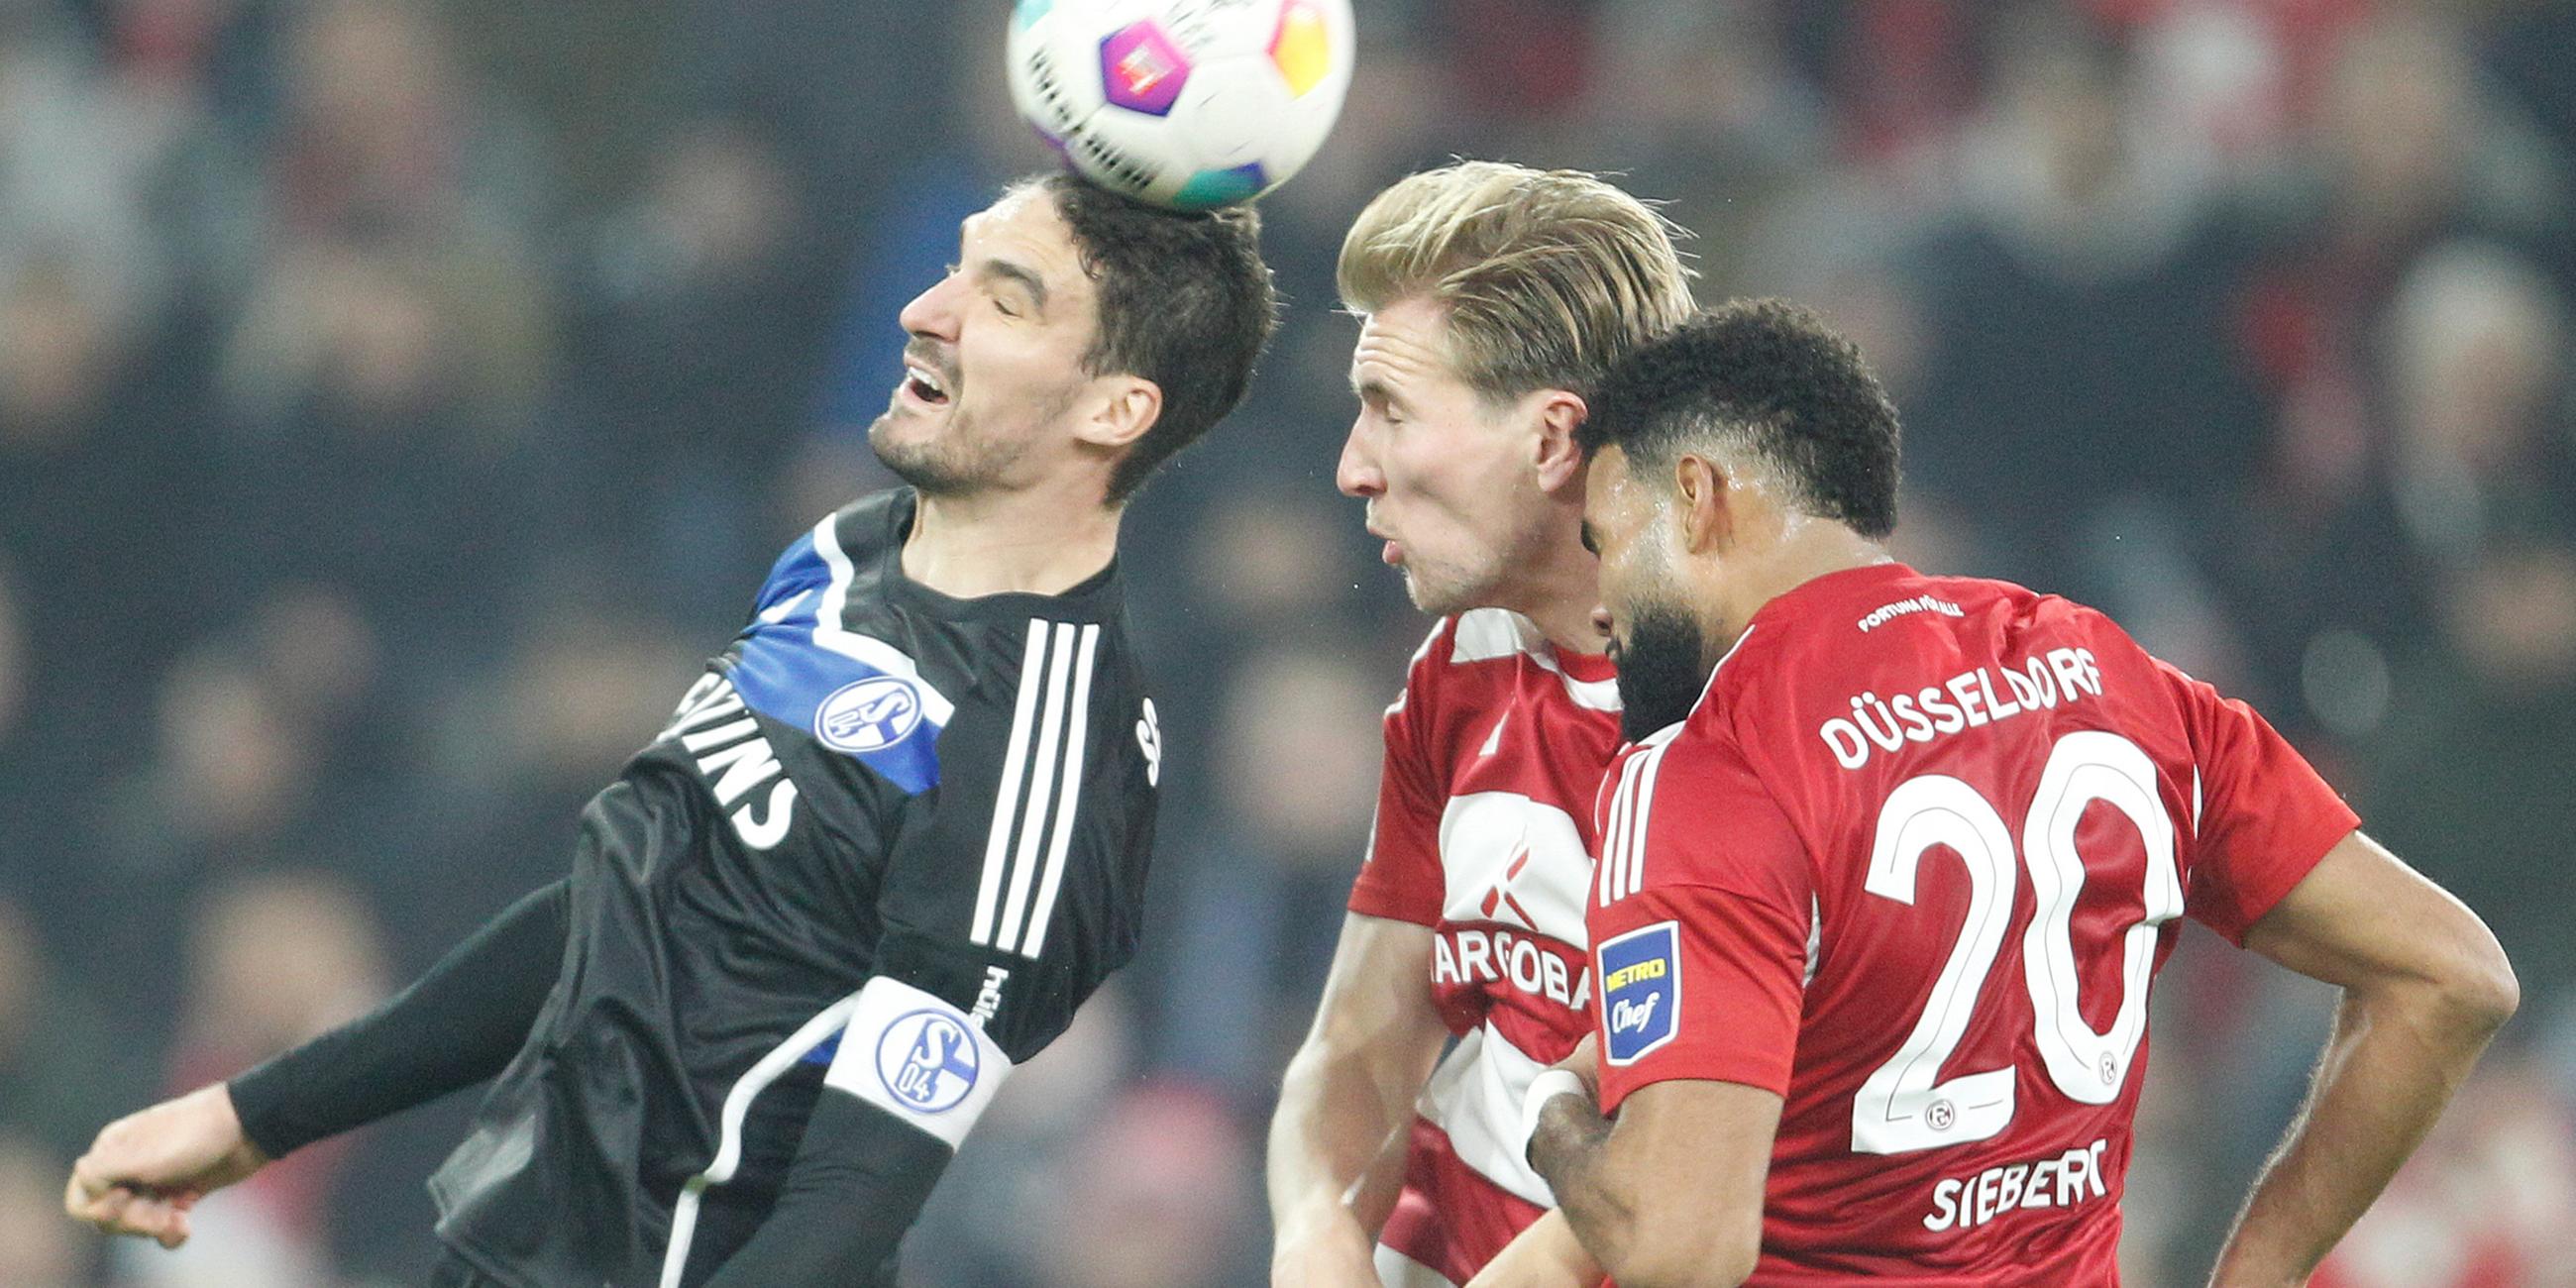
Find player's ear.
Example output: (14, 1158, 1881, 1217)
(1673, 454, 1731, 554)
(1528, 390, 1589, 493)
(1077, 376, 1161, 451)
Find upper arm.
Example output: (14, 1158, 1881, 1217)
(2160, 661, 2361, 942)
(871, 618, 1155, 1065)
(2242, 830, 2517, 1019)
(1592, 1079, 1782, 1287)
(1591, 735, 1812, 1114)
(1345, 623, 1452, 928)
(818, 620, 1150, 1153)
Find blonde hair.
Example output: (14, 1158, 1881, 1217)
(1338, 161, 1695, 402)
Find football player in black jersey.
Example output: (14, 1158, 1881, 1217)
(64, 173, 1276, 1287)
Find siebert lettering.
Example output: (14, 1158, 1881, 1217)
(1921, 1138, 2111, 1233)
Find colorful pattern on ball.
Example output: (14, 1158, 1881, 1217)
(1174, 162, 1267, 210)
(1005, 0, 1354, 210)
(1101, 23, 1190, 117)
(1269, 0, 1332, 97)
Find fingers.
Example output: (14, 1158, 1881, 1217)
(63, 1162, 198, 1248)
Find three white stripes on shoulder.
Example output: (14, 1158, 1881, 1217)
(971, 619, 1102, 959)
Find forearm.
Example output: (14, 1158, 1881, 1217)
(2209, 981, 2514, 1287)
(228, 880, 569, 1158)
(701, 1094, 947, 1286)
(1526, 1093, 1639, 1271)
(1266, 1046, 1410, 1241)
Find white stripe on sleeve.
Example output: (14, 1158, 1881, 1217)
(1016, 622, 1101, 957)
(972, 621, 1052, 948)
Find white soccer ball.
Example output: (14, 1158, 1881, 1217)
(1007, 0, 1356, 211)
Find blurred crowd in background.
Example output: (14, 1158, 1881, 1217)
(4, 0, 2574, 1283)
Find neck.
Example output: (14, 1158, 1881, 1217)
(902, 482, 1122, 598)
(1511, 518, 1613, 657)
(1707, 521, 1893, 654)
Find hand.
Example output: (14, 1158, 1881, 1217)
(1271, 1207, 1381, 1288)
(64, 1083, 270, 1249)
(1553, 1033, 1600, 1104)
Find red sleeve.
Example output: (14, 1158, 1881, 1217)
(1590, 731, 1812, 1113)
(1346, 621, 1451, 926)
(2163, 662, 2361, 944)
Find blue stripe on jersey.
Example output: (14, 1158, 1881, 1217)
(800, 1030, 842, 1067)
(725, 535, 946, 796)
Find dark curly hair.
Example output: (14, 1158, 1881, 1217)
(1576, 298, 1901, 538)
(1021, 174, 1279, 503)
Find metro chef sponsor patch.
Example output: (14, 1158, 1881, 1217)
(1598, 920, 1679, 1065)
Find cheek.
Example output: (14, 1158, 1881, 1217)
(1388, 432, 1510, 513)
(1603, 547, 1659, 607)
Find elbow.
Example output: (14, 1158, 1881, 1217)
(2443, 934, 2520, 1036)
(2389, 921, 2522, 1041)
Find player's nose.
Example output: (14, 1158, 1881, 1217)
(898, 272, 962, 341)
(1591, 605, 1614, 640)
(1335, 423, 1383, 498)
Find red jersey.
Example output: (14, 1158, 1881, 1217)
(1348, 609, 1626, 1287)
(1589, 564, 2358, 1286)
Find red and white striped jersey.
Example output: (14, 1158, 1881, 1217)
(1348, 609, 1625, 1287)
(1589, 563, 2358, 1286)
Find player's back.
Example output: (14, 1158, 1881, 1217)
(1601, 563, 2353, 1285)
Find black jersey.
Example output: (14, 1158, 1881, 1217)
(425, 488, 1162, 1287)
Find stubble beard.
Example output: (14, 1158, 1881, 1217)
(869, 407, 1020, 498)
(1398, 547, 1505, 620)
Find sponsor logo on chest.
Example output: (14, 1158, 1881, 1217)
(1431, 792, 1597, 1013)
(1433, 926, 1591, 1012)
(660, 674, 801, 849)
(1437, 793, 1592, 941)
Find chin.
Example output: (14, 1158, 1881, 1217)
(1400, 568, 1490, 620)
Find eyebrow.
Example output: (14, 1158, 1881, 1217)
(1351, 375, 1397, 407)
(975, 259, 1049, 314)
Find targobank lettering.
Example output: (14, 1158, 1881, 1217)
(1433, 925, 1591, 1012)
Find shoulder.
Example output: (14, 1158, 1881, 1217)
(749, 489, 910, 618)
(1596, 717, 1812, 917)
(1383, 614, 1458, 719)
(1392, 607, 1590, 718)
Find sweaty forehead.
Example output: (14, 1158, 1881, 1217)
(1585, 445, 1641, 521)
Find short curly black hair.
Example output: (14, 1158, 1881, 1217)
(1025, 174, 1279, 503)
(1576, 299, 1901, 538)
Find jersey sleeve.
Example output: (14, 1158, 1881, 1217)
(2161, 661, 2361, 944)
(859, 619, 1156, 1071)
(1590, 732, 1814, 1115)
(1345, 619, 1451, 926)
(229, 880, 568, 1158)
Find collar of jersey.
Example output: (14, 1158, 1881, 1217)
(876, 487, 1124, 624)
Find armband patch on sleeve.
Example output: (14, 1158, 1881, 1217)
(1598, 920, 1681, 1065)
(822, 977, 1013, 1148)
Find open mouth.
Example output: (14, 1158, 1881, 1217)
(903, 361, 952, 406)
